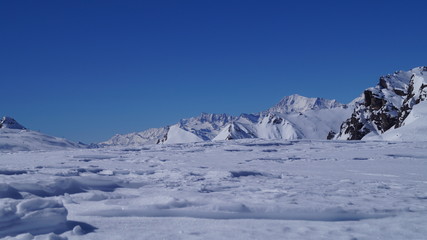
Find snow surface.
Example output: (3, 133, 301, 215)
(1, 139, 426, 239)
(100, 127, 168, 146)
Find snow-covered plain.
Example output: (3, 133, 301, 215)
(1, 139, 426, 239)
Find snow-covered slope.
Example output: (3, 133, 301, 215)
(0, 117, 85, 152)
(177, 113, 236, 140)
(267, 94, 343, 113)
(336, 66, 427, 140)
(160, 125, 204, 144)
(100, 127, 169, 146)
(1, 139, 426, 239)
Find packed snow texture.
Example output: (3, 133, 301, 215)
(0, 139, 426, 239)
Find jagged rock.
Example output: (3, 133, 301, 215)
(336, 67, 427, 140)
(326, 131, 336, 140)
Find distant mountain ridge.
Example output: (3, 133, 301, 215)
(101, 94, 352, 146)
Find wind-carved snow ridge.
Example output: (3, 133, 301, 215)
(1, 139, 426, 239)
(337, 66, 427, 140)
(0, 198, 96, 238)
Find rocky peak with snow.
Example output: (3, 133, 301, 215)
(336, 66, 427, 140)
(177, 113, 236, 141)
(267, 94, 345, 114)
(0, 116, 26, 130)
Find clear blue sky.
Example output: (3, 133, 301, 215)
(1, 0, 426, 143)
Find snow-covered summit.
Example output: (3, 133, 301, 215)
(0, 116, 26, 130)
(267, 94, 344, 114)
(178, 113, 236, 140)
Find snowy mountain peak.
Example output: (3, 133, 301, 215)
(267, 94, 344, 114)
(179, 113, 234, 125)
(0, 116, 26, 130)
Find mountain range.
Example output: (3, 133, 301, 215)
(100, 95, 353, 146)
(2, 66, 426, 151)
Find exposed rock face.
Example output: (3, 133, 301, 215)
(336, 67, 427, 140)
(178, 113, 236, 140)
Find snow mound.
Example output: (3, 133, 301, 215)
(0, 198, 68, 238)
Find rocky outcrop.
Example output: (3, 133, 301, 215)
(0, 116, 26, 130)
(336, 67, 427, 140)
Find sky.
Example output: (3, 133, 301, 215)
(1, 0, 426, 143)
